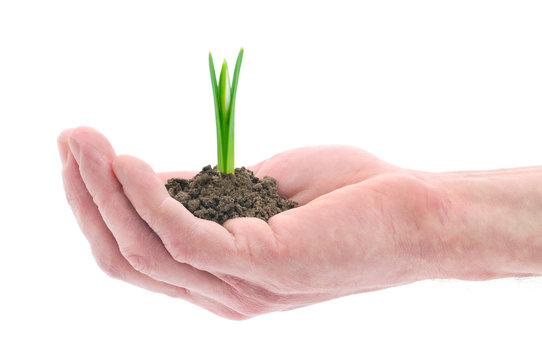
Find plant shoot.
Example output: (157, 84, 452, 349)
(209, 48, 244, 174)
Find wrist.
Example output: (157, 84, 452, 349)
(424, 168, 542, 280)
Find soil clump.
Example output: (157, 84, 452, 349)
(166, 165, 297, 224)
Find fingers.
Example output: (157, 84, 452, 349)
(112, 154, 244, 274)
(66, 128, 236, 298)
(112, 154, 303, 315)
(59, 130, 245, 318)
(60, 128, 256, 319)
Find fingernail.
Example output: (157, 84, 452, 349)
(112, 157, 125, 179)
(67, 136, 81, 163)
(57, 129, 73, 166)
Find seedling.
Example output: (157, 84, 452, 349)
(209, 48, 244, 174)
(166, 48, 296, 223)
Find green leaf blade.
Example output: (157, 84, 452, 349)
(218, 60, 231, 123)
(226, 48, 244, 174)
(209, 52, 224, 173)
(218, 60, 232, 173)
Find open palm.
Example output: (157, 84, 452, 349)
(59, 127, 442, 319)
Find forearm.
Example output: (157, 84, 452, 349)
(427, 167, 542, 280)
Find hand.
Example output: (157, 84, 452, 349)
(58, 127, 450, 319)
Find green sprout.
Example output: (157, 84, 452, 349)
(209, 48, 244, 174)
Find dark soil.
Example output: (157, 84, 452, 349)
(166, 165, 297, 224)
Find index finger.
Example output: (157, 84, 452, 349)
(113, 155, 245, 274)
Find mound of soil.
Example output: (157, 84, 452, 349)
(166, 165, 297, 224)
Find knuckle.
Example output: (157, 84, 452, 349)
(93, 253, 126, 280)
(136, 205, 155, 226)
(221, 280, 272, 317)
(163, 286, 191, 299)
(166, 239, 187, 263)
(137, 197, 170, 232)
(91, 188, 116, 211)
(123, 253, 155, 276)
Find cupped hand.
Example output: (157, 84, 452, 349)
(58, 126, 447, 319)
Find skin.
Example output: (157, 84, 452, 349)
(58, 127, 542, 320)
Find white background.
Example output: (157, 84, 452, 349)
(1, 1, 542, 359)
